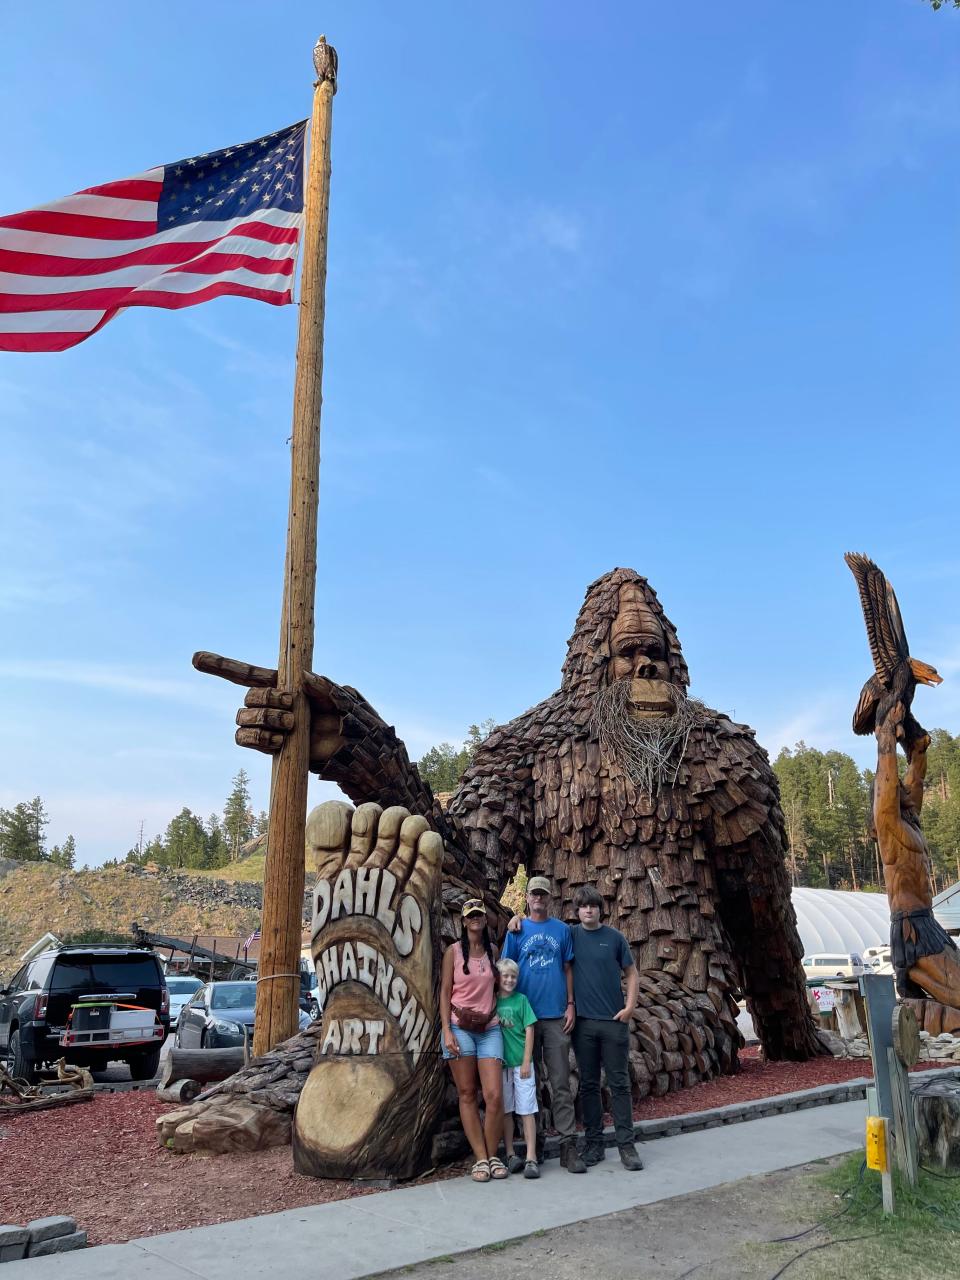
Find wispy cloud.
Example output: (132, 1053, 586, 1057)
(473, 463, 521, 498)
(527, 205, 583, 254)
(0, 660, 224, 709)
(183, 316, 293, 380)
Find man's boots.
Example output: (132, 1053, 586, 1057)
(582, 1141, 605, 1166)
(561, 1139, 587, 1174)
(618, 1142, 644, 1171)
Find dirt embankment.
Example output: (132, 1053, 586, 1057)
(0, 861, 263, 974)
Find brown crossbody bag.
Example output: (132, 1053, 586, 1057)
(452, 1001, 497, 1033)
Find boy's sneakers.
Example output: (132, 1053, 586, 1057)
(523, 1160, 540, 1179)
(506, 1153, 525, 1174)
(582, 1141, 605, 1166)
(618, 1142, 644, 1171)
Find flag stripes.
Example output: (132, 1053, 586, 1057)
(0, 120, 306, 352)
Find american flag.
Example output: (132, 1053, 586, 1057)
(244, 927, 262, 951)
(0, 120, 306, 353)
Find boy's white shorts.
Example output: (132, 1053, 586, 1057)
(502, 1064, 538, 1115)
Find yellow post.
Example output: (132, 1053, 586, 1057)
(866, 1115, 895, 1214)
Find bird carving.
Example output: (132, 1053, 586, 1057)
(844, 552, 942, 739)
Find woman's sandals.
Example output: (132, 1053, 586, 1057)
(470, 1156, 510, 1182)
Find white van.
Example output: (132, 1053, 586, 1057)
(863, 945, 891, 968)
(802, 953, 867, 980)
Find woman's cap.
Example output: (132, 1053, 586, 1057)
(461, 898, 486, 919)
(527, 875, 552, 895)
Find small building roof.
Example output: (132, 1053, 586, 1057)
(791, 888, 889, 957)
(933, 881, 960, 933)
(791, 883, 960, 956)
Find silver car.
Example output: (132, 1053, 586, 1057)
(165, 975, 203, 1030)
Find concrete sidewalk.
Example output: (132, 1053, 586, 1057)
(4, 1099, 868, 1279)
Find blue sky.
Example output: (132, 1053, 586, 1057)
(2, 3, 959, 865)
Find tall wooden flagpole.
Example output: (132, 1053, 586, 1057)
(254, 36, 337, 1057)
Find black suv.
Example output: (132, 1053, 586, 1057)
(0, 944, 169, 1082)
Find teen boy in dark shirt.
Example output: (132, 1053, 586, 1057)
(571, 885, 643, 1170)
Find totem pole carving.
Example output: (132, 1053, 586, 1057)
(214, 567, 822, 1177)
(846, 553, 960, 1035)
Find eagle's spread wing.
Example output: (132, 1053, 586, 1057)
(844, 552, 910, 684)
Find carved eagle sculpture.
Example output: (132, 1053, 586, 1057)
(844, 552, 942, 739)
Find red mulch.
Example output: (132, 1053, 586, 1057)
(0, 1052, 953, 1246)
(632, 1045, 950, 1121)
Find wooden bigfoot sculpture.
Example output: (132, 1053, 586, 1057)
(846, 553, 960, 1035)
(202, 567, 822, 1175)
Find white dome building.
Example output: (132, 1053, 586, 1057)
(791, 887, 890, 958)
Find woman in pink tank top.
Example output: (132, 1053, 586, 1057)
(440, 899, 506, 1182)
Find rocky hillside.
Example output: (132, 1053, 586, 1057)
(0, 861, 264, 975)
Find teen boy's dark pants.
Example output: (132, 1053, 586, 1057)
(574, 1017, 634, 1146)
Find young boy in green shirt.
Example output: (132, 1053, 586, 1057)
(496, 958, 540, 1179)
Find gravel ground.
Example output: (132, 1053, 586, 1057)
(0, 1050, 952, 1246)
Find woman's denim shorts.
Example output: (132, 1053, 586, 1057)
(442, 1023, 503, 1061)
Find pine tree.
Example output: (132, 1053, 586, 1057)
(417, 720, 497, 795)
(161, 808, 209, 869)
(0, 801, 43, 862)
(26, 796, 50, 861)
(60, 834, 77, 870)
(206, 813, 230, 868)
(223, 769, 254, 860)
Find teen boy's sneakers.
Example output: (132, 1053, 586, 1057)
(560, 1139, 587, 1173)
(618, 1142, 644, 1171)
(506, 1153, 525, 1174)
(523, 1160, 540, 1179)
(582, 1142, 605, 1166)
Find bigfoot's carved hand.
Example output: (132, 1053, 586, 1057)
(293, 800, 446, 1180)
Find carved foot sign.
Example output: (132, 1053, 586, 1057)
(293, 801, 445, 1180)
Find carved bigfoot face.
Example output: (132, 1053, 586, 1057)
(593, 583, 703, 794)
(608, 584, 678, 718)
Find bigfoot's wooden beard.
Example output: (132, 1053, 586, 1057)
(591, 679, 707, 796)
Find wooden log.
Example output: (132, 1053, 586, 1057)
(892, 1004, 920, 1069)
(157, 1079, 201, 1104)
(160, 1047, 245, 1088)
(254, 37, 338, 1059)
(913, 1077, 960, 1172)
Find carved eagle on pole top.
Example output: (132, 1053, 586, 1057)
(844, 551, 942, 739)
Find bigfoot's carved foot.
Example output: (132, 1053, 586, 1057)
(293, 801, 445, 1180)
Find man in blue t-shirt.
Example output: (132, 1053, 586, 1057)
(503, 875, 585, 1174)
